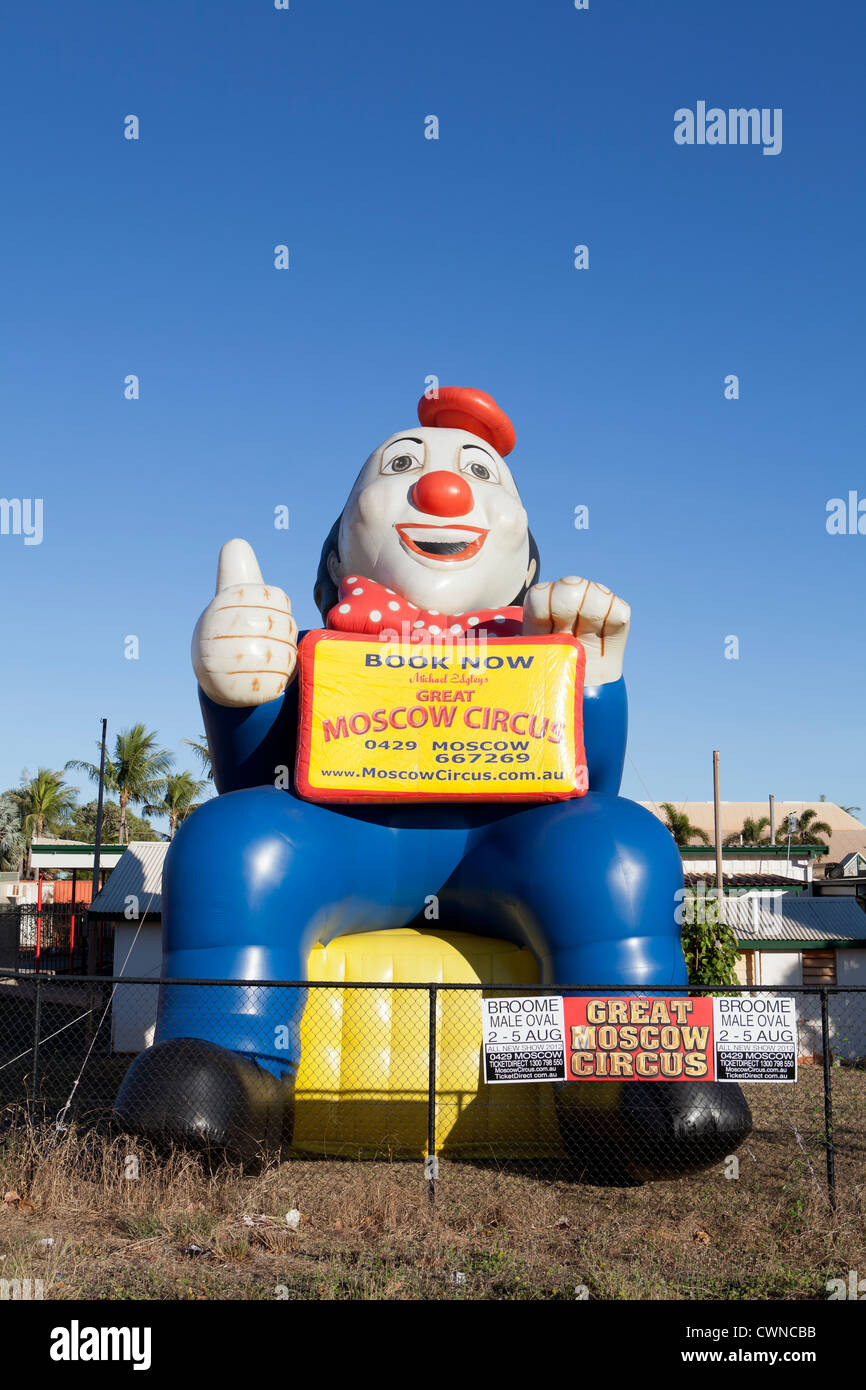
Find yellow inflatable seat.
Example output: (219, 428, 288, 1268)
(292, 927, 563, 1159)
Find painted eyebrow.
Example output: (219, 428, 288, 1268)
(461, 443, 496, 461)
(387, 437, 424, 447)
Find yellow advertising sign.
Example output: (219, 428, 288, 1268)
(296, 631, 587, 803)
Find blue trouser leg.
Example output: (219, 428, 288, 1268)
(139, 785, 748, 1174)
(455, 794, 750, 1182)
(448, 793, 687, 987)
(155, 787, 470, 1078)
(156, 787, 684, 1078)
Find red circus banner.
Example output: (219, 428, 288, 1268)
(563, 996, 715, 1082)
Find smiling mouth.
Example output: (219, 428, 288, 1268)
(395, 524, 488, 562)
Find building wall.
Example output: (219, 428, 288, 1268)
(51, 880, 94, 904)
(685, 856, 811, 883)
(834, 950, 866, 1059)
(838, 950, 866, 985)
(757, 951, 803, 986)
(734, 947, 866, 1060)
(111, 923, 162, 1053)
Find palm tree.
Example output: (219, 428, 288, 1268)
(184, 735, 213, 781)
(144, 771, 208, 839)
(67, 724, 173, 845)
(777, 808, 833, 847)
(723, 815, 770, 847)
(0, 795, 24, 871)
(660, 803, 711, 847)
(9, 769, 78, 843)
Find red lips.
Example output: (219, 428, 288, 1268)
(394, 524, 488, 562)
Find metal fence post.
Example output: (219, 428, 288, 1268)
(31, 976, 43, 1105)
(425, 985, 438, 1210)
(820, 987, 836, 1210)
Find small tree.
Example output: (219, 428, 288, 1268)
(184, 736, 213, 782)
(67, 724, 173, 845)
(680, 885, 740, 986)
(777, 808, 832, 847)
(723, 815, 770, 847)
(60, 800, 160, 844)
(0, 795, 23, 872)
(144, 772, 207, 839)
(9, 769, 78, 844)
(660, 803, 711, 847)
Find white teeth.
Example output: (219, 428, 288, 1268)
(402, 528, 476, 542)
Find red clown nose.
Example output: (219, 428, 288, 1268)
(411, 470, 474, 517)
(417, 386, 516, 456)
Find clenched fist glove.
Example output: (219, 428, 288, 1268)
(192, 539, 298, 708)
(522, 577, 630, 686)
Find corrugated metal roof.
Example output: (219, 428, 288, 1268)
(725, 895, 866, 944)
(89, 841, 168, 918)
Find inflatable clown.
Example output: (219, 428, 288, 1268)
(116, 388, 750, 1178)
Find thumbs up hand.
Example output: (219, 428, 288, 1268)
(192, 539, 298, 708)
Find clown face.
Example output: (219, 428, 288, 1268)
(333, 427, 533, 614)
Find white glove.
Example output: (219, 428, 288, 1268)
(192, 539, 298, 708)
(522, 577, 630, 685)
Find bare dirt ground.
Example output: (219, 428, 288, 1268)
(0, 1067, 863, 1301)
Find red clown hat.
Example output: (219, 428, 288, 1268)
(417, 387, 516, 457)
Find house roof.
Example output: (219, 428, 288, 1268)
(641, 801, 865, 865)
(725, 895, 866, 946)
(29, 840, 126, 871)
(88, 841, 168, 918)
(828, 851, 866, 878)
(683, 873, 805, 890)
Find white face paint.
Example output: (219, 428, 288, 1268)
(334, 427, 531, 613)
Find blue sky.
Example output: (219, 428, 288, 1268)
(1, 0, 863, 824)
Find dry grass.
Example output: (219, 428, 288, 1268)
(1, 1082, 864, 1302)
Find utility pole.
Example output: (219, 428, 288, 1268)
(87, 718, 108, 977)
(769, 793, 775, 845)
(713, 750, 724, 923)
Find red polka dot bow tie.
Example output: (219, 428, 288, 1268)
(327, 577, 523, 639)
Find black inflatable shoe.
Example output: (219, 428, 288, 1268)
(114, 1038, 294, 1162)
(555, 1079, 752, 1185)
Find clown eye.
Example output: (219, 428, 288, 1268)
(381, 439, 425, 475)
(459, 448, 500, 483)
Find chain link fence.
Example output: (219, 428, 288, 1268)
(0, 904, 115, 976)
(0, 973, 863, 1212)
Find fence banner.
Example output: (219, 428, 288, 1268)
(563, 996, 715, 1081)
(713, 995, 798, 1082)
(480, 994, 805, 1085)
(482, 995, 717, 1083)
(481, 994, 566, 1082)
